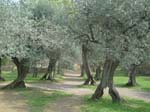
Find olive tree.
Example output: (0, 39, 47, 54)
(0, 0, 9, 81)
(0, 4, 40, 88)
(30, 0, 72, 80)
(0, 1, 67, 88)
(71, 0, 150, 102)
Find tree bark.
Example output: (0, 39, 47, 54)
(57, 61, 61, 74)
(32, 67, 38, 77)
(126, 64, 137, 86)
(80, 64, 85, 77)
(82, 44, 95, 85)
(40, 59, 57, 81)
(94, 64, 102, 81)
(3, 58, 29, 89)
(92, 58, 122, 102)
(0, 58, 5, 81)
(80, 45, 85, 77)
(53, 63, 56, 76)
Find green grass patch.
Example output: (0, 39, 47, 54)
(11, 88, 71, 112)
(79, 76, 150, 92)
(78, 85, 96, 90)
(22, 90, 70, 112)
(1, 71, 17, 81)
(1, 71, 64, 83)
(114, 76, 150, 92)
(82, 96, 150, 112)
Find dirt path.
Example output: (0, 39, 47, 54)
(29, 73, 89, 112)
(28, 72, 150, 102)
(0, 72, 150, 112)
(27, 73, 92, 96)
(0, 91, 29, 112)
(28, 72, 150, 112)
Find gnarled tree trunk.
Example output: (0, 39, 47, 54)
(92, 58, 122, 102)
(53, 63, 56, 76)
(0, 58, 5, 81)
(32, 67, 38, 77)
(94, 64, 102, 81)
(82, 44, 95, 85)
(80, 45, 85, 77)
(3, 58, 29, 89)
(57, 61, 62, 74)
(126, 64, 137, 86)
(80, 64, 85, 77)
(41, 59, 57, 81)
(31, 62, 38, 77)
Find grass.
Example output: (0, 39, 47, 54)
(114, 70, 150, 91)
(114, 76, 150, 92)
(0, 71, 69, 112)
(78, 84, 96, 89)
(22, 90, 71, 112)
(80, 69, 150, 92)
(79, 76, 150, 92)
(0, 71, 150, 112)
(10, 88, 71, 112)
(82, 96, 150, 112)
(0, 71, 64, 83)
(3, 71, 149, 92)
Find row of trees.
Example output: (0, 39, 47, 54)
(0, 0, 74, 88)
(65, 0, 150, 102)
(0, 0, 150, 102)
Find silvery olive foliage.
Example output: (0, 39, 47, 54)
(31, 0, 74, 64)
(0, 0, 68, 62)
(0, 0, 150, 70)
(70, 0, 150, 66)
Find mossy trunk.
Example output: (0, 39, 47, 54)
(3, 58, 29, 89)
(41, 59, 57, 81)
(57, 61, 61, 74)
(0, 58, 5, 81)
(82, 44, 95, 85)
(92, 58, 122, 102)
(80, 45, 85, 77)
(80, 64, 85, 77)
(32, 67, 38, 77)
(94, 64, 102, 81)
(53, 63, 56, 76)
(126, 64, 137, 86)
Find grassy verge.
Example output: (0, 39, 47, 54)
(81, 96, 150, 112)
(12, 88, 71, 112)
(78, 85, 96, 89)
(0, 71, 64, 83)
(114, 76, 150, 92)
(1, 71, 150, 92)
(79, 76, 150, 92)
